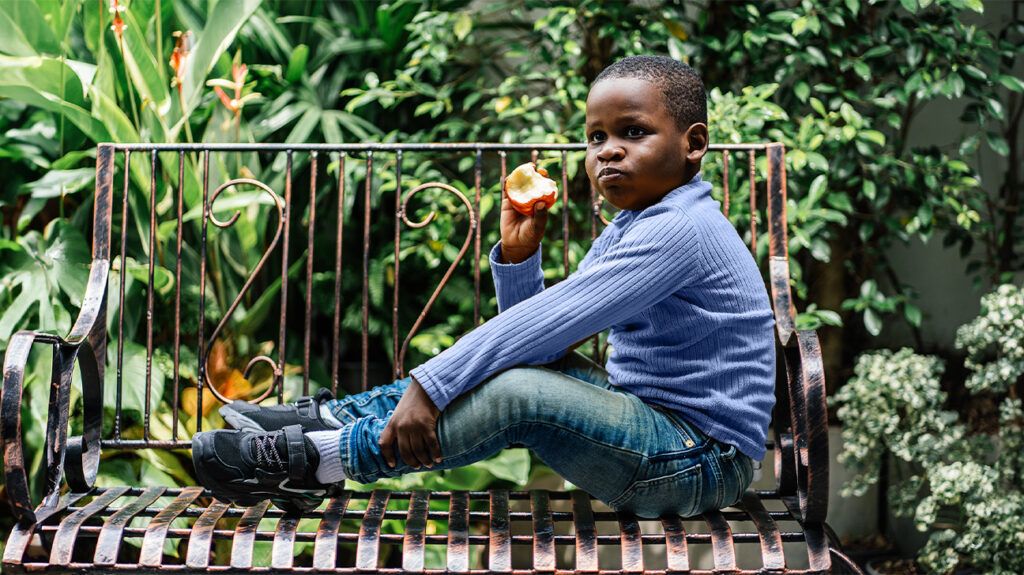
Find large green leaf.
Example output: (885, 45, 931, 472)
(0, 1, 59, 57)
(176, 0, 261, 134)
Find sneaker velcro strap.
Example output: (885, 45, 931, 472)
(283, 424, 307, 483)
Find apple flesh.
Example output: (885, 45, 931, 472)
(505, 163, 558, 216)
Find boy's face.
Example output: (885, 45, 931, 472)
(584, 77, 707, 212)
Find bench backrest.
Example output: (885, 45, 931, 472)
(78, 142, 825, 522)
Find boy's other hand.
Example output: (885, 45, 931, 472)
(379, 376, 443, 469)
(500, 167, 550, 264)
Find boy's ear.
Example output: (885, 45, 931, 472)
(684, 123, 709, 165)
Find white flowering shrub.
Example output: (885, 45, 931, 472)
(955, 284, 1024, 394)
(831, 284, 1024, 575)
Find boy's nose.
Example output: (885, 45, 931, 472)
(596, 142, 625, 162)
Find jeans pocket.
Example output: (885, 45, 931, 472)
(609, 462, 703, 519)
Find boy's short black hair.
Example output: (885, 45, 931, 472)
(593, 55, 707, 132)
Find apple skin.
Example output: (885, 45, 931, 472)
(506, 163, 558, 217)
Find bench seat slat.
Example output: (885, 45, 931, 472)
(356, 489, 390, 570)
(741, 491, 786, 571)
(140, 486, 203, 567)
(660, 515, 689, 572)
(488, 490, 512, 572)
(4, 491, 90, 566)
(571, 491, 598, 572)
(703, 509, 737, 572)
(617, 511, 644, 573)
(531, 490, 556, 572)
(230, 500, 270, 569)
(94, 486, 166, 566)
(185, 499, 229, 568)
(51, 486, 129, 565)
(401, 491, 429, 572)
(272, 513, 301, 569)
(448, 490, 471, 573)
(314, 493, 352, 570)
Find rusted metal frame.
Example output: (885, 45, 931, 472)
(3, 491, 90, 567)
(271, 512, 302, 569)
(766, 144, 796, 346)
(331, 153, 346, 396)
(143, 151, 158, 440)
(29, 524, 820, 546)
(312, 493, 351, 570)
(489, 490, 512, 572)
(792, 331, 830, 524)
(401, 490, 429, 572)
(740, 492, 785, 572)
(473, 150, 483, 328)
(114, 142, 774, 152)
(393, 150, 404, 379)
(395, 182, 477, 378)
(530, 490, 556, 572)
(362, 151, 373, 391)
(172, 150, 185, 440)
(448, 491, 471, 573)
(2, 333, 58, 524)
(195, 150, 210, 431)
(356, 489, 390, 570)
(823, 523, 867, 575)
(185, 499, 229, 568)
(660, 515, 689, 573)
(303, 152, 319, 396)
(230, 499, 270, 569)
(278, 151, 294, 403)
(722, 149, 731, 215)
(616, 511, 644, 573)
(703, 510, 738, 573)
(201, 178, 287, 405)
(561, 150, 571, 277)
(749, 150, 758, 256)
(114, 149, 131, 440)
(139, 485, 203, 567)
(795, 518, 832, 574)
(94, 486, 166, 566)
(571, 491, 598, 572)
(49, 486, 130, 565)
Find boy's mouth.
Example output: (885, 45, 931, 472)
(597, 167, 625, 182)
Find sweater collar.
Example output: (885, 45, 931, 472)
(615, 173, 709, 221)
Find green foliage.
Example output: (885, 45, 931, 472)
(831, 284, 1024, 573)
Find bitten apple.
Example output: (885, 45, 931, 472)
(505, 163, 558, 216)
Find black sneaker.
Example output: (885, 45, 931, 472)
(219, 388, 339, 432)
(192, 424, 331, 513)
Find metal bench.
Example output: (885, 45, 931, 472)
(2, 142, 863, 574)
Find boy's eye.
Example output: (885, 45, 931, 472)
(626, 126, 646, 137)
(587, 131, 606, 144)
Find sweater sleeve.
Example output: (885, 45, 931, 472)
(489, 227, 615, 313)
(410, 205, 703, 411)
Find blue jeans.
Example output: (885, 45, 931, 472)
(325, 351, 754, 518)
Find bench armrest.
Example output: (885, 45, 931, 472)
(1, 260, 108, 525)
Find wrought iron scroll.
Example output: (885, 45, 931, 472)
(395, 182, 477, 379)
(202, 178, 286, 404)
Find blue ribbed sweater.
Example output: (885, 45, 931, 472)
(409, 174, 777, 460)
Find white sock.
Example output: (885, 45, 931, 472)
(319, 404, 344, 427)
(307, 430, 347, 484)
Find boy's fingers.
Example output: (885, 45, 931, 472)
(427, 431, 443, 464)
(399, 434, 418, 469)
(413, 435, 432, 468)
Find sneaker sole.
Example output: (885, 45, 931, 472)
(191, 431, 324, 513)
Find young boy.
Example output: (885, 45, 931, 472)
(192, 55, 776, 518)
